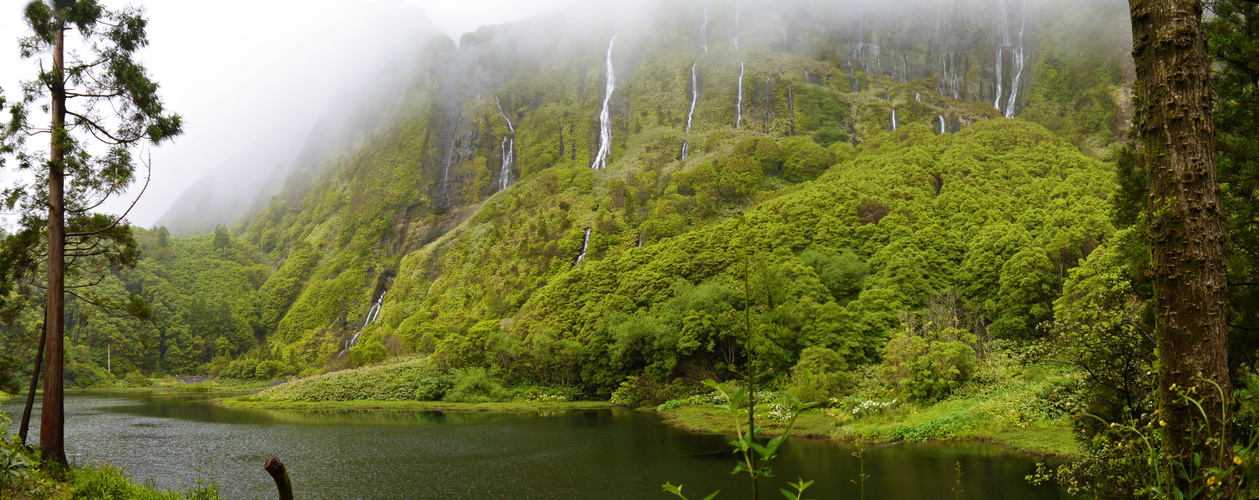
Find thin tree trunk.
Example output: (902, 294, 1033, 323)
(1127, 0, 1233, 495)
(19, 323, 46, 447)
(41, 23, 68, 468)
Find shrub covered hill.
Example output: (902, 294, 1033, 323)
(2, 0, 1140, 398)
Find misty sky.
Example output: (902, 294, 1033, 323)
(0, 0, 574, 229)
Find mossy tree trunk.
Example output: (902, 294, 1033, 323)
(1127, 0, 1233, 495)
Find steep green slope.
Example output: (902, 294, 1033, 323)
(0, 0, 1133, 392)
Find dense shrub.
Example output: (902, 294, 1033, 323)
(786, 346, 853, 403)
(443, 368, 509, 403)
(609, 375, 693, 408)
(881, 327, 977, 401)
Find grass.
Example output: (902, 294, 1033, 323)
(655, 349, 1083, 458)
(217, 397, 612, 412)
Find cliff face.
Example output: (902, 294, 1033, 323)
(204, 0, 1131, 376)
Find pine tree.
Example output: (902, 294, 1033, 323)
(0, 0, 181, 466)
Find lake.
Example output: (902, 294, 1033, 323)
(3, 392, 1064, 499)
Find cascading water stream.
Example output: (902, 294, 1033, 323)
(575, 228, 592, 265)
(1004, 0, 1028, 118)
(591, 35, 618, 169)
(685, 63, 699, 133)
(891, 108, 898, 131)
(495, 96, 516, 190)
(700, 1, 709, 52)
(939, 114, 946, 134)
(993, 0, 1010, 113)
(682, 62, 700, 160)
(339, 291, 386, 356)
(736, 61, 745, 128)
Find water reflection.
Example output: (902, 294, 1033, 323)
(3, 393, 1065, 499)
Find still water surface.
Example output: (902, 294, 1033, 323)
(4, 392, 1064, 499)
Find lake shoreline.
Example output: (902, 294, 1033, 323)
(656, 404, 1079, 459)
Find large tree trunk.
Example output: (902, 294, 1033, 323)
(40, 23, 68, 468)
(1128, 0, 1233, 495)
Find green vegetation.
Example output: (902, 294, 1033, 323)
(3, 0, 1257, 496)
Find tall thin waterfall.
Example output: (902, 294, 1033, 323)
(993, 0, 1010, 113)
(591, 35, 618, 170)
(736, 61, 745, 128)
(575, 228, 592, 264)
(686, 63, 699, 132)
(682, 62, 700, 160)
(1004, 0, 1028, 118)
(700, 0, 709, 52)
(939, 114, 946, 134)
(495, 96, 516, 190)
(339, 291, 386, 356)
(891, 108, 898, 131)
(993, 47, 1004, 110)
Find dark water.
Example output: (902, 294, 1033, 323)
(3, 393, 1065, 499)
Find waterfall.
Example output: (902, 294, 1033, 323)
(992, 47, 1003, 111)
(339, 291, 386, 356)
(681, 142, 690, 160)
(575, 228, 592, 265)
(891, 108, 898, 131)
(803, 69, 810, 85)
(915, 92, 921, 102)
(939, 114, 946, 134)
(700, 0, 709, 52)
(939, 53, 961, 99)
(498, 138, 514, 190)
(993, 0, 1010, 114)
(1004, 0, 1028, 118)
(591, 35, 618, 170)
(686, 63, 699, 133)
(736, 61, 745, 128)
(495, 96, 516, 190)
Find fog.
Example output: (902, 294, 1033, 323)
(0, 0, 579, 232)
(0, 0, 1128, 233)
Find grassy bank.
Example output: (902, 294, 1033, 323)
(654, 349, 1082, 458)
(217, 397, 611, 412)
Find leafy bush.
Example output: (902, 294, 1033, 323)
(254, 360, 288, 380)
(880, 327, 977, 401)
(786, 346, 853, 403)
(414, 370, 455, 401)
(609, 375, 693, 408)
(258, 356, 431, 401)
(443, 367, 509, 403)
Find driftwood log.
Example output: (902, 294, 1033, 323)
(264, 454, 294, 500)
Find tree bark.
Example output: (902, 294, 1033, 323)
(264, 455, 295, 500)
(40, 22, 68, 468)
(1127, 0, 1233, 495)
(19, 323, 46, 447)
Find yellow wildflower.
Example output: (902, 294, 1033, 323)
(1235, 456, 1243, 466)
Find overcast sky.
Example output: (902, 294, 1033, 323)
(0, 0, 574, 229)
